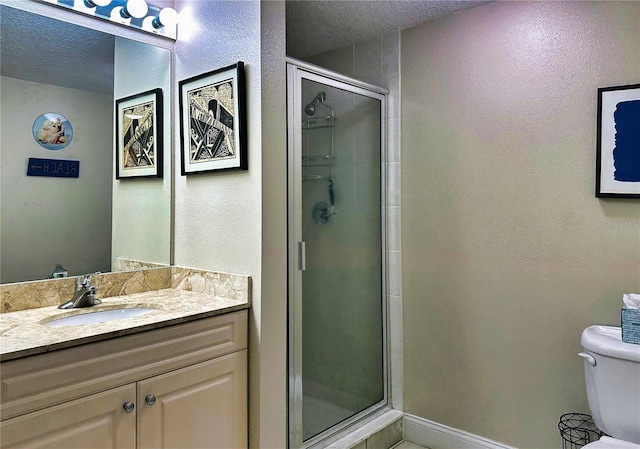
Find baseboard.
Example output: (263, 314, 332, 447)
(403, 414, 518, 449)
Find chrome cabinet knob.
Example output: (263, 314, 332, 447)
(123, 401, 135, 413)
(145, 394, 157, 405)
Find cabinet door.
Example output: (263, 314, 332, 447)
(137, 350, 247, 449)
(0, 384, 136, 449)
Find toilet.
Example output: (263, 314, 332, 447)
(579, 325, 640, 448)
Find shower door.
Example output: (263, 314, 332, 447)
(287, 62, 388, 449)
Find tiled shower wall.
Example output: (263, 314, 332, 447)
(307, 30, 403, 410)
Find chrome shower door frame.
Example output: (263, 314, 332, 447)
(287, 59, 390, 449)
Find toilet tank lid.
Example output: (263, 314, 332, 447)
(581, 326, 640, 362)
(583, 436, 640, 449)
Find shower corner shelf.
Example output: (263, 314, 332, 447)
(303, 116, 336, 129)
(302, 155, 336, 167)
(303, 175, 333, 182)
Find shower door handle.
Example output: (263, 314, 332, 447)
(298, 241, 306, 271)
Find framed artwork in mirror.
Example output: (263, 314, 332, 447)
(596, 83, 640, 198)
(32, 112, 73, 150)
(115, 88, 163, 179)
(179, 61, 247, 175)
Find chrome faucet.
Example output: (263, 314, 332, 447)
(58, 273, 102, 309)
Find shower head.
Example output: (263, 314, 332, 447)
(304, 92, 327, 116)
(304, 102, 316, 116)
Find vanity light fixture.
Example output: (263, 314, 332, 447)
(120, 0, 148, 19)
(39, 0, 179, 40)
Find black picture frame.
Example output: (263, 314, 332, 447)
(179, 62, 247, 175)
(596, 83, 640, 198)
(115, 88, 163, 179)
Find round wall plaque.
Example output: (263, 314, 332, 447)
(32, 113, 73, 150)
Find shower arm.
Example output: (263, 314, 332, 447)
(318, 101, 335, 118)
(304, 92, 335, 118)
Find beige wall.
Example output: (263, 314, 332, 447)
(259, 1, 288, 448)
(173, 0, 263, 443)
(401, 1, 640, 448)
(173, 1, 287, 448)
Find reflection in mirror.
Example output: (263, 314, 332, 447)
(111, 32, 172, 275)
(0, 5, 171, 284)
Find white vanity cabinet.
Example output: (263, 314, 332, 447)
(0, 310, 248, 449)
(0, 384, 137, 448)
(136, 351, 247, 449)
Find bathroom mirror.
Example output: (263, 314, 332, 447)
(0, 5, 172, 284)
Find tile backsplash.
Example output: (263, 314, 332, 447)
(0, 267, 250, 313)
(172, 268, 251, 303)
(111, 258, 169, 272)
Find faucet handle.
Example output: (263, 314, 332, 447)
(80, 274, 92, 288)
(74, 275, 89, 291)
(89, 286, 101, 305)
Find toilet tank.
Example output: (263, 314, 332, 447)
(580, 326, 640, 444)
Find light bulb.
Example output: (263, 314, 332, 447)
(120, 0, 148, 19)
(83, 0, 110, 7)
(152, 7, 179, 29)
(110, 6, 128, 22)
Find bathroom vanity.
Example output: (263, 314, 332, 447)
(0, 268, 250, 449)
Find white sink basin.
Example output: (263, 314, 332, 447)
(43, 307, 158, 327)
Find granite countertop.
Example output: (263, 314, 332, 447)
(0, 288, 250, 362)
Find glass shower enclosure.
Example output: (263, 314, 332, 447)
(287, 61, 388, 449)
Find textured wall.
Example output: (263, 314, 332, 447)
(112, 38, 172, 267)
(173, 0, 260, 297)
(174, 0, 276, 448)
(0, 77, 113, 283)
(401, 2, 640, 448)
(258, 1, 288, 448)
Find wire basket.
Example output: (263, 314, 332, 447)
(558, 413, 604, 449)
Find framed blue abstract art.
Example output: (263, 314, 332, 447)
(596, 84, 640, 198)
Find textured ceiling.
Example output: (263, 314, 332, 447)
(286, 0, 489, 58)
(2, 2, 491, 92)
(0, 5, 115, 94)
